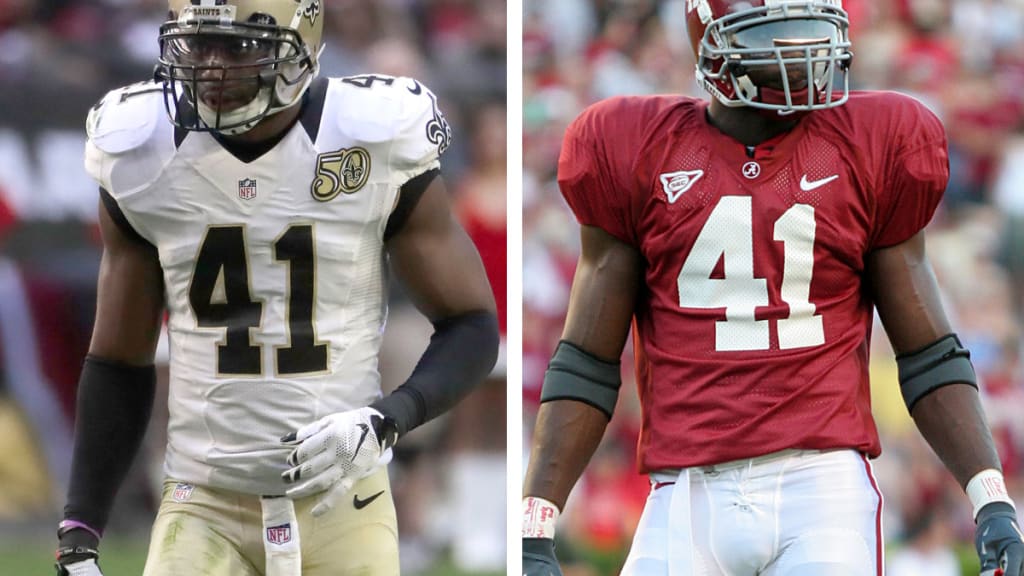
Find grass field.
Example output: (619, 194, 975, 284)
(0, 537, 505, 576)
(1, 538, 148, 576)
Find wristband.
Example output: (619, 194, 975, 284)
(523, 496, 560, 539)
(966, 468, 1015, 520)
(58, 519, 102, 541)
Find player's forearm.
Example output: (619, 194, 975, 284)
(64, 356, 156, 533)
(371, 310, 499, 437)
(524, 400, 610, 510)
(910, 383, 1003, 489)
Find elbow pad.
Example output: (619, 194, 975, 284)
(896, 333, 977, 412)
(540, 340, 621, 419)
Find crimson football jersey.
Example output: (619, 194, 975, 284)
(558, 91, 948, 473)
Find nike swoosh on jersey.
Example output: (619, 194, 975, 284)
(353, 490, 386, 510)
(799, 174, 840, 191)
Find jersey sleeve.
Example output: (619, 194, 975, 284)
(557, 98, 642, 246)
(871, 96, 949, 248)
(82, 82, 173, 244)
(83, 82, 171, 200)
(389, 78, 451, 186)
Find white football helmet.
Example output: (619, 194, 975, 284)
(157, 0, 324, 134)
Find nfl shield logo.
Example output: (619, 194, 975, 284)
(266, 523, 291, 545)
(238, 178, 257, 200)
(172, 483, 194, 502)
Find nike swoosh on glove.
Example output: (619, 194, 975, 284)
(976, 502, 1024, 576)
(281, 407, 393, 517)
(523, 538, 563, 576)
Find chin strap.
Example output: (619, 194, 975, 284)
(731, 65, 841, 117)
(757, 85, 813, 107)
(750, 85, 814, 120)
(197, 66, 314, 135)
(197, 85, 273, 135)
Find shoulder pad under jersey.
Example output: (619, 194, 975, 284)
(85, 81, 174, 197)
(86, 81, 166, 154)
(323, 75, 451, 182)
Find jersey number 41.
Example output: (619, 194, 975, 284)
(189, 224, 329, 377)
(678, 197, 825, 352)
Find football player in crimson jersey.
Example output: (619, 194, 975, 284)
(55, 0, 498, 575)
(523, 1, 1024, 575)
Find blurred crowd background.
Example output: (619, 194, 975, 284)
(523, 0, 1024, 574)
(0, 0, 507, 574)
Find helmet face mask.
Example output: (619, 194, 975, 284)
(156, 0, 323, 135)
(688, 0, 853, 113)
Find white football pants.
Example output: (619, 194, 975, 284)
(622, 449, 883, 576)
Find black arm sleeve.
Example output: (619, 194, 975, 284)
(371, 310, 499, 436)
(63, 355, 156, 533)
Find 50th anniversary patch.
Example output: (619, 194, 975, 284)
(311, 147, 371, 201)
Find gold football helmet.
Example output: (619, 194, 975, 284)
(157, 0, 324, 134)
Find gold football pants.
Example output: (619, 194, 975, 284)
(142, 468, 398, 576)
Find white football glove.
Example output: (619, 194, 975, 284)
(56, 558, 103, 576)
(280, 407, 395, 517)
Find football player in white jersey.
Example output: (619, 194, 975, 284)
(54, 1, 499, 575)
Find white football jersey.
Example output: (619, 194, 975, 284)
(84, 75, 451, 495)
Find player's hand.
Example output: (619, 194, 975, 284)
(55, 528, 103, 576)
(523, 537, 562, 576)
(976, 502, 1024, 576)
(281, 407, 394, 516)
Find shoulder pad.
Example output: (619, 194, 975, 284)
(86, 81, 166, 154)
(327, 75, 451, 152)
(322, 75, 450, 184)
